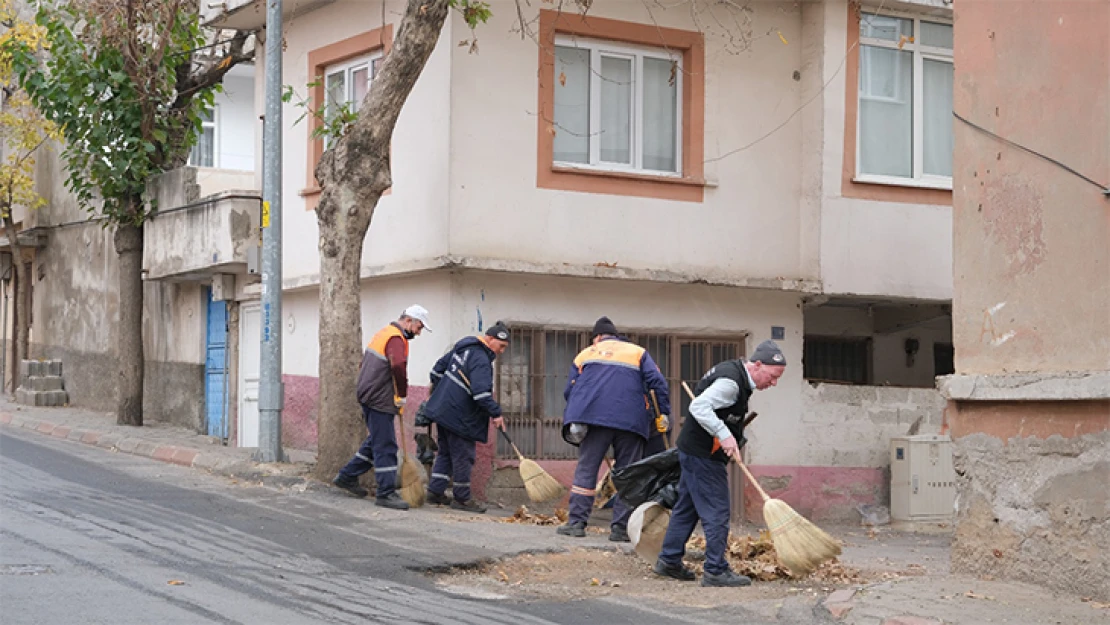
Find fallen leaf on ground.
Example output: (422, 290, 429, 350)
(498, 506, 568, 526)
(685, 534, 864, 583)
(497, 570, 509, 583)
(964, 591, 995, 601)
(167, 580, 185, 586)
(589, 578, 600, 586)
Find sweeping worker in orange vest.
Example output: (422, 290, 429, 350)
(558, 317, 671, 542)
(333, 305, 431, 510)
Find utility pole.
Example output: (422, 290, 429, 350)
(258, 0, 284, 462)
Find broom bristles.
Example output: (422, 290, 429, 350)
(519, 458, 565, 503)
(398, 455, 427, 507)
(762, 499, 841, 576)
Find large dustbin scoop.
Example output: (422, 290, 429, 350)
(628, 501, 671, 563)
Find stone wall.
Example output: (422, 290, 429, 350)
(801, 382, 946, 467)
(948, 400, 1110, 601)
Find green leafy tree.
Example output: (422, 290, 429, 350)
(4, 0, 253, 425)
(1, 0, 59, 379)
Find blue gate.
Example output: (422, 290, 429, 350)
(204, 287, 229, 439)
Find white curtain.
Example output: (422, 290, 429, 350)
(325, 71, 346, 123)
(642, 57, 678, 172)
(920, 21, 953, 49)
(923, 59, 954, 177)
(599, 55, 632, 164)
(553, 46, 591, 164)
(351, 65, 369, 112)
(858, 45, 913, 177)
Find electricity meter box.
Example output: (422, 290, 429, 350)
(890, 434, 956, 522)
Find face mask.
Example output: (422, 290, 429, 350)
(401, 328, 415, 340)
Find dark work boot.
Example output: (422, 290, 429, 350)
(333, 475, 369, 498)
(701, 569, 752, 587)
(557, 521, 587, 538)
(450, 499, 487, 514)
(652, 559, 696, 581)
(426, 490, 451, 506)
(609, 525, 631, 543)
(375, 492, 410, 510)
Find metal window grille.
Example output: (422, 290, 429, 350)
(803, 336, 871, 384)
(495, 326, 746, 459)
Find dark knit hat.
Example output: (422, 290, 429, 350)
(486, 321, 511, 342)
(591, 316, 619, 338)
(751, 340, 786, 365)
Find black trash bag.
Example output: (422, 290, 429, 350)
(611, 448, 681, 510)
(653, 481, 680, 509)
(414, 431, 437, 465)
(414, 401, 433, 427)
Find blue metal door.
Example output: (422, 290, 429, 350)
(204, 287, 229, 439)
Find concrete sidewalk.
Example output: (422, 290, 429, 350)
(0, 398, 315, 479)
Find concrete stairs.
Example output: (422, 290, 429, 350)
(15, 360, 69, 407)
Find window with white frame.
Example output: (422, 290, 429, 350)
(188, 107, 218, 168)
(857, 12, 953, 186)
(323, 53, 383, 148)
(552, 36, 682, 175)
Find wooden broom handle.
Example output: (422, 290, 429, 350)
(649, 389, 670, 450)
(681, 381, 771, 503)
(498, 427, 527, 462)
(387, 357, 409, 460)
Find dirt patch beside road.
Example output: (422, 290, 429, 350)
(433, 545, 900, 608)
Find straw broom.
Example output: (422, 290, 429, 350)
(681, 382, 841, 576)
(395, 404, 427, 507)
(499, 428, 565, 503)
(389, 364, 426, 508)
(594, 458, 616, 509)
(453, 367, 564, 503)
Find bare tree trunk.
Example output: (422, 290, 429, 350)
(314, 210, 376, 477)
(2, 215, 29, 380)
(313, 0, 450, 480)
(114, 219, 144, 426)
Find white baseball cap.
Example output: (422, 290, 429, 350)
(403, 304, 432, 332)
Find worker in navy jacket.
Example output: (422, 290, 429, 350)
(423, 322, 510, 513)
(653, 340, 786, 588)
(557, 316, 671, 542)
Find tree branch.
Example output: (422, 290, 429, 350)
(172, 29, 255, 106)
(315, 0, 451, 196)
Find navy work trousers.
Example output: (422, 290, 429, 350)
(568, 425, 644, 529)
(658, 451, 732, 575)
(428, 426, 477, 502)
(337, 405, 399, 498)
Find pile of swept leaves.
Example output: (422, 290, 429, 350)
(498, 506, 569, 526)
(687, 531, 865, 583)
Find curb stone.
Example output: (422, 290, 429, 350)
(0, 411, 313, 482)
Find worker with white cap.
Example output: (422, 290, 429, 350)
(334, 305, 431, 509)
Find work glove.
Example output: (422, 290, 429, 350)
(655, 414, 670, 433)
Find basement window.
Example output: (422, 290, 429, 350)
(804, 336, 871, 385)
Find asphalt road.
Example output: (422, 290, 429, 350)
(2, 428, 829, 625)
